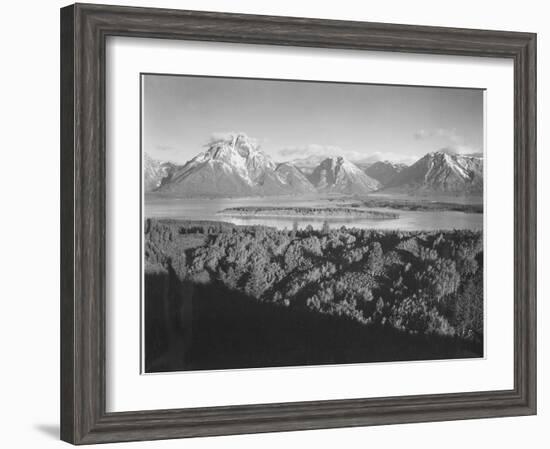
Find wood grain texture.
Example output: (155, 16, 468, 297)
(60, 3, 537, 445)
(60, 5, 75, 443)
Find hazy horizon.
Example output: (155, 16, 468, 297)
(142, 74, 484, 166)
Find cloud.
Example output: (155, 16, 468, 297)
(277, 144, 342, 159)
(207, 131, 260, 148)
(438, 144, 481, 155)
(209, 131, 240, 141)
(356, 151, 422, 165)
(414, 128, 462, 144)
(414, 128, 481, 155)
(276, 145, 419, 165)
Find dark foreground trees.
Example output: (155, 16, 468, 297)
(144, 219, 483, 372)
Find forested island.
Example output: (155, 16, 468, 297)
(144, 219, 483, 372)
(217, 206, 399, 219)
(331, 198, 484, 213)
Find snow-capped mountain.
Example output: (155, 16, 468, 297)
(148, 135, 481, 197)
(143, 153, 178, 192)
(155, 133, 314, 197)
(364, 161, 408, 186)
(384, 151, 483, 195)
(308, 157, 381, 194)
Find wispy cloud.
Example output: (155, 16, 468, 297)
(276, 145, 419, 165)
(414, 128, 462, 143)
(414, 128, 481, 155)
(356, 151, 422, 165)
(277, 144, 343, 159)
(437, 144, 481, 155)
(207, 131, 260, 149)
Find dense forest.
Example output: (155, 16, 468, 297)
(328, 198, 483, 213)
(144, 218, 483, 372)
(218, 206, 399, 219)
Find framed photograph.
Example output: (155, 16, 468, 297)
(60, 3, 536, 445)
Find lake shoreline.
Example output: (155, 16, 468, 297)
(336, 199, 483, 214)
(144, 194, 483, 231)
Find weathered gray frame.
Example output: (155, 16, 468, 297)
(60, 3, 537, 444)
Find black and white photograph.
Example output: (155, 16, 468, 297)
(142, 74, 485, 373)
(1, 0, 543, 446)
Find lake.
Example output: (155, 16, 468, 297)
(144, 194, 483, 231)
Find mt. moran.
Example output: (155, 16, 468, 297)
(153, 133, 314, 197)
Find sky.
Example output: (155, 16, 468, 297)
(142, 74, 484, 165)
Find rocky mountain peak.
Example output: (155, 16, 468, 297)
(309, 157, 381, 194)
(384, 150, 483, 195)
(143, 153, 179, 192)
(206, 133, 259, 159)
(364, 160, 407, 186)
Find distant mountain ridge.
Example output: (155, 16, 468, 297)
(364, 161, 408, 186)
(289, 154, 327, 175)
(146, 134, 483, 197)
(291, 153, 385, 174)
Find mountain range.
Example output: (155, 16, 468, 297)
(144, 133, 483, 197)
(143, 153, 178, 192)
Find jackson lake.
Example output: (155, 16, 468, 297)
(144, 194, 483, 231)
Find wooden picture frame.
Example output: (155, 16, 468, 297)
(60, 3, 536, 444)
